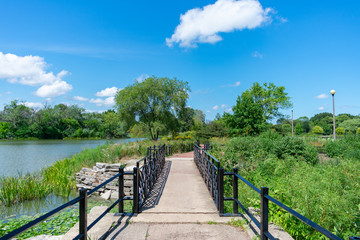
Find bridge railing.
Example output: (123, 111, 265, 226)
(1, 144, 168, 240)
(194, 144, 221, 211)
(0, 166, 130, 240)
(135, 144, 166, 212)
(195, 143, 355, 240)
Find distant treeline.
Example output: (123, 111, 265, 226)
(0, 101, 129, 139)
(274, 112, 360, 135)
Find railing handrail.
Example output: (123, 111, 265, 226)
(1, 144, 170, 240)
(194, 144, 220, 164)
(0, 169, 125, 240)
(194, 143, 348, 240)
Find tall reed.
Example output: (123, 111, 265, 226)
(1, 138, 193, 206)
(0, 174, 51, 207)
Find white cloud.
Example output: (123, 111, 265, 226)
(0, 52, 72, 97)
(35, 80, 72, 98)
(212, 105, 219, 110)
(206, 110, 211, 113)
(252, 51, 263, 58)
(135, 74, 150, 83)
(317, 106, 325, 111)
(221, 104, 228, 108)
(21, 102, 44, 109)
(95, 87, 119, 97)
(0, 52, 66, 86)
(316, 93, 329, 99)
(89, 97, 115, 107)
(226, 108, 233, 112)
(277, 16, 288, 23)
(73, 96, 89, 101)
(221, 81, 240, 87)
(166, 0, 273, 48)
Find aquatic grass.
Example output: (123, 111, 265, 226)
(0, 174, 51, 207)
(0, 138, 193, 206)
(0, 197, 132, 239)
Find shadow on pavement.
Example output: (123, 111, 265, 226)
(140, 160, 172, 211)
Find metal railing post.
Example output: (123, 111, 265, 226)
(118, 167, 124, 213)
(233, 168, 239, 214)
(261, 187, 269, 240)
(133, 167, 139, 214)
(79, 188, 88, 240)
(218, 168, 224, 215)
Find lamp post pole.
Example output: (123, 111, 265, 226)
(330, 90, 336, 140)
(291, 110, 294, 137)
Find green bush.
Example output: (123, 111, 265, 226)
(211, 136, 359, 239)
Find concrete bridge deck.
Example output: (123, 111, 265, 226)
(64, 152, 249, 240)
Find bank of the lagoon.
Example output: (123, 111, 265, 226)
(0, 138, 142, 177)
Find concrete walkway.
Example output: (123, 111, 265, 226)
(64, 153, 250, 240)
(106, 153, 249, 239)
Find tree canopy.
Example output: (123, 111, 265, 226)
(115, 76, 190, 140)
(224, 82, 292, 135)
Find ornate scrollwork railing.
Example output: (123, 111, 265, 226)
(194, 144, 220, 210)
(136, 144, 166, 211)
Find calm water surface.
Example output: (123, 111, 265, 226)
(0, 138, 141, 177)
(0, 138, 142, 219)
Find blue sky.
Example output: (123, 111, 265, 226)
(0, 0, 359, 120)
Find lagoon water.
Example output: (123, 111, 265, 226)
(0, 138, 141, 177)
(0, 138, 142, 219)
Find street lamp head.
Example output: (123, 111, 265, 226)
(330, 89, 336, 95)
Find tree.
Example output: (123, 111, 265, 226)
(295, 123, 303, 135)
(224, 82, 292, 135)
(224, 90, 265, 135)
(336, 127, 345, 135)
(248, 82, 292, 121)
(339, 118, 360, 133)
(178, 107, 195, 132)
(296, 116, 311, 133)
(2, 100, 34, 137)
(115, 76, 190, 140)
(312, 125, 324, 135)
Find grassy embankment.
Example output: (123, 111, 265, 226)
(210, 133, 360, 239)
(0, 138, 193, 238)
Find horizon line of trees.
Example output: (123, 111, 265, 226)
(0, 101, 129, 139)
(2, 77, 359, 140)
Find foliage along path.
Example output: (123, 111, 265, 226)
(64, 151, 249, 240)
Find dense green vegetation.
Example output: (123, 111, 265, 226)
(210, 133, 360, 239)
(0, 101, 129, 139)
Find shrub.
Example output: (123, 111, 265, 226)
(312, 125, 324, 135)
(336, 127, 345, 135)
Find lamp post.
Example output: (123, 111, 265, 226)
(330, 89, 336, 140)
(291, 110, 294, 137)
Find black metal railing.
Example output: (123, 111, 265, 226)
(194, 144, 221, 211)
(194, 144, 356, 240)
(1, 166, 129, 240)
(1, 144, 169, 240)
(135, 144, 166, 213)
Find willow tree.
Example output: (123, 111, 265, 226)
(115, 76, 190, 140)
